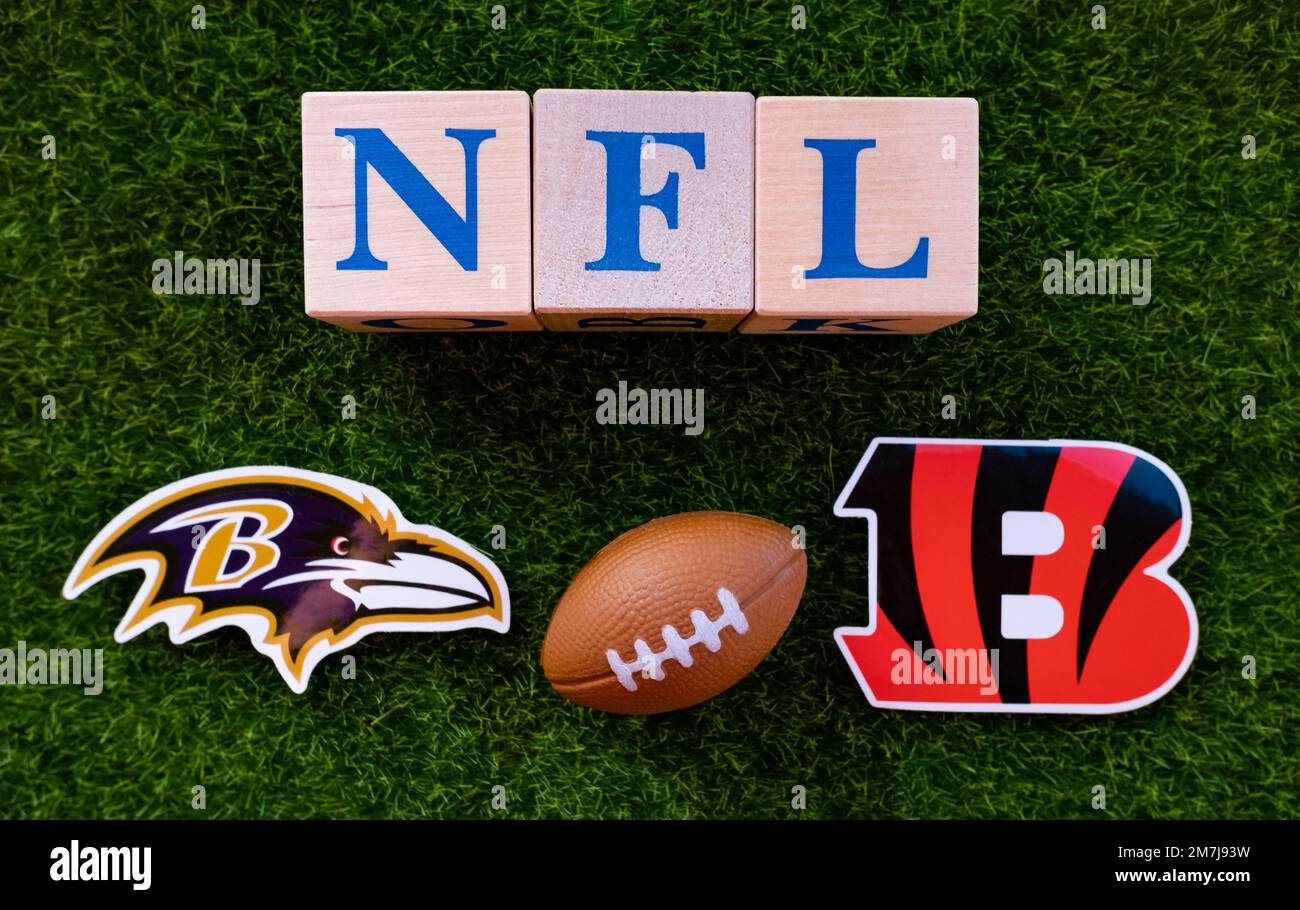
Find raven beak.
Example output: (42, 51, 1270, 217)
(349, 551, 492, 612)
(264, 550, 494, 612)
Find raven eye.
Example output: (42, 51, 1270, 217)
(330, 536, 350, 557)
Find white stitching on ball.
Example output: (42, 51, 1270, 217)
(606, 587, 749, 692)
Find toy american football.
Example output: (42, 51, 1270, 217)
(541, 511, 806, 714)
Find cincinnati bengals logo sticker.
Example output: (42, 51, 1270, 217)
(833, 439, 1195, 713)
(64, 467, 509, 692)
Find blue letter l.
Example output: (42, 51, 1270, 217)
(803, 138, 928, 280)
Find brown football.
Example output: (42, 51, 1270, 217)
(541, 511, 807, 714)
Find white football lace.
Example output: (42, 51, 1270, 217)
(606, 587, 749, 692)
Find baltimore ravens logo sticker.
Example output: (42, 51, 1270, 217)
(63, 467, 509, 692)
(833, 439, 1195, 713)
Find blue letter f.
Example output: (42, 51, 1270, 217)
(584, 130, 707, 272)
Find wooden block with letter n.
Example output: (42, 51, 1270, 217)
(532, 89, 754, 331)
(741, 96, 978, 335)
(302, 91, 539, 331)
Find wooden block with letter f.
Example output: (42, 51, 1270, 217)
(302, 91, 539, 331)
(533, 89, 754, 331)
(741, 96, 979, 335)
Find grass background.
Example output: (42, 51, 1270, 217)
(1, 0, 1297, 819)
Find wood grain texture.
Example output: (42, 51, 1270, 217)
(533, 90, 754, 332)
(302, 91, 539, 332)
(740, 96, 978, 334)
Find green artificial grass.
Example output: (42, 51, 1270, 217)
(1, 0, 1297, 820)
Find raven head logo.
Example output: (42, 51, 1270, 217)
(64, 467, 509, 692)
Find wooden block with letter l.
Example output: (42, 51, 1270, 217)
(302, 91, 539, 331)
(740, 96, 978, 335)
(532, 89, 754, 331)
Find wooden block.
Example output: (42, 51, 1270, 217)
(302, 91, 539, 331)
(741, 96, 978, 334)
(533, 90, 754, 332)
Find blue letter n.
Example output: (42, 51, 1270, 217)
(803, 138, 928, 280)
(335, 127, 496, 272)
